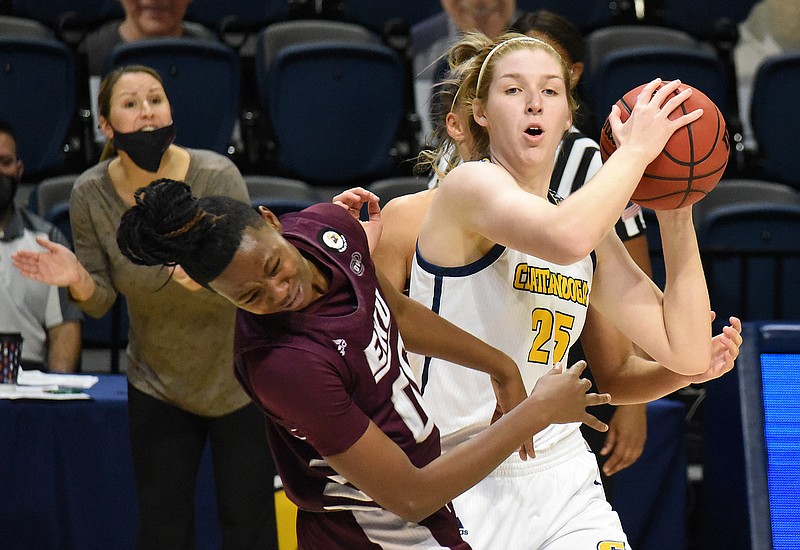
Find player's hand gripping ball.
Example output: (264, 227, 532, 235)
(600, 82, 730, 210)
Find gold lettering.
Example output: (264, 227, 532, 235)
(511, 264, 589, 306)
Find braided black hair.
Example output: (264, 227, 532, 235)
(117, 178, 262, 287)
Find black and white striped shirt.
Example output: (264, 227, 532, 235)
(551, 127, 647, 242)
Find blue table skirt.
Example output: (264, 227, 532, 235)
(0, 375, 220, 550)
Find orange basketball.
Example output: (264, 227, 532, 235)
(599, 82, 730, 210)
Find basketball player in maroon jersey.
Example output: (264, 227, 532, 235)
(112, 178, 612, 549)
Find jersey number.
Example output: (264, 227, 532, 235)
(528, 308, 575, 365)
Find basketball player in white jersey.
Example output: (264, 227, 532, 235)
(405, 32, 741, 549)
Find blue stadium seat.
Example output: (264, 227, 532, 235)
(750, 52, 800, 190)
(584, 24, 703, 81)
(10, 0, 123, 34)
(43, 201, 73, 245)
(338, 0, 441, 34)
(256, 19, 379, 73)
(657, 0, 757, 41)
(105, 38, 241, 155)
(0, 37, 76, 179)
(185, 0, 291, 51)
(245, 175, 321, 204)
(692, 178, 800, 231)
(245, 175, 320, 217)
(27, 174, 78, 216)
(251, 198, 319, 218)
(646, 177, 800, 294)
(697, 202, 800, 326)
(185, 0, 290, 32)
(259, 41, 406, 186)
(368, 176, 428, 205)
(0, 14, 53, 39)
(517, 0, 617, 32)
(586, 46, 729, 137)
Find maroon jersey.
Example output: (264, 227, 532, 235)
(234, 203, 469, 549)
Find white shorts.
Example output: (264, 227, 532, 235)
(452, 430, 630, 550)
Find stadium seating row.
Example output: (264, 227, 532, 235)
(2, 0, 781, 185)
(0, 23, 420, 186)
(2, 0, 759, 40)
(4, 23, 798, 188)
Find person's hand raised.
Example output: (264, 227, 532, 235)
(607, 78, 704, 166)
(332, 187, 382, 253)
(684, 315, 742, 384)
(12, 235, 82, 287)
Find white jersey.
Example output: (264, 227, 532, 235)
(410, 210, 595, 454)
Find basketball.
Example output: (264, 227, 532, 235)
(599, 82, 730, 210)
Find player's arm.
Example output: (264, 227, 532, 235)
(582, 301, 742, 403)
(377, 270, 531, 453)
(600, 402, 647, 476)
(378, 268, 513, 388)
(590, 210, 712, 376)
(372, 193, 427, 292)
(599, 222, 651, 475)
(46, 320, 82, 373)
(331, 186, 523, 399)
(326, 361, 609, 523)
(429, 80, 702, 266)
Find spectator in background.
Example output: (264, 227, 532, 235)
(0, 118, 82, 373)
(81, 0, 216, 146)
(411, 0, 519, 140)
(12, 66, 277, 550)
(510, 10, 650, 500)
(734, 0, 800, 151)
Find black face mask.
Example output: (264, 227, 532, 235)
(0, 173, 19, 214)
(112, 123, 176, 172)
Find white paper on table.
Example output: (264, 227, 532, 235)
(0, 369, 99, 400)
(16, 369, 99, 389)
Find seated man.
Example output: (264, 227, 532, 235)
(0, 119, 82, 372)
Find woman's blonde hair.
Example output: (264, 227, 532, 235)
(415, 57, 476, 181)
(417, 31, 577, 180)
